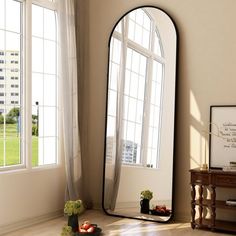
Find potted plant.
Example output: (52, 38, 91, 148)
(64, 199, 84, 232)
(140, 190, 153, 214)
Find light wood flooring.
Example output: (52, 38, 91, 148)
(2, 210, 234, 236)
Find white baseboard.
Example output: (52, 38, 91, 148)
(0, 210, 63, 235)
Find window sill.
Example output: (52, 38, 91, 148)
(0, 163, 62, 176)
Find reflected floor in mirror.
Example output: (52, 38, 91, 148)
(3, 210, 232, 236)
(107, 206, 171, 222)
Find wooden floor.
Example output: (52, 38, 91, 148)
(2, 210, 234, 236)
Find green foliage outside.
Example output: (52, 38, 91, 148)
(0, 108, 38, 167)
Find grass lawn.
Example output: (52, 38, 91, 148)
(0, 123, 38, 167)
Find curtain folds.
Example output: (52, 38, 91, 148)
(108, 20, 126, 211)
(57, 0, 83, 201)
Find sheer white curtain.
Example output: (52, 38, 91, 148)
(107, 20, 126, 211)
(57, 0, 82, 201)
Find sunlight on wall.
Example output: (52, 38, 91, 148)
(190, 91, 207, 169)
(190, 125, 201, 168)
(190, 91, 201, 123)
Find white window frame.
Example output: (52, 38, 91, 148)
(0, 0, 59, 172)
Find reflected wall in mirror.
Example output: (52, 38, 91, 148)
(102, 6, 177, 222)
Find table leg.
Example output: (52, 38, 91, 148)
(191, 184, 196, 229)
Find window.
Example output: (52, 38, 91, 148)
(0, 84, 4, 88)
(10, 60, 18, 64)
(11, 93, 18, 96)
(0, 60, 4, 63)
(10, 68, 18, 72)
(0, 0, 58, 170)
(0, 52, 4, 55)
(0, 76, 4, 80)
(107, 9, 164, 168)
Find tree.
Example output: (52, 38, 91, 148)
(0, 114, 3, 124)
(6, 107, 20, 124)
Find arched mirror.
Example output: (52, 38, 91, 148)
(102, 6, 177, 222)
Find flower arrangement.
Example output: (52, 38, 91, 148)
(64, 199, 84, 216)
(140, 190, 153, 200)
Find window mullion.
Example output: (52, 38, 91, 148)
(141, 56, 153, 167)
(25, 0, 32, 169)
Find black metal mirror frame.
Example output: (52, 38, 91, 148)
(102, 5, 178, 223)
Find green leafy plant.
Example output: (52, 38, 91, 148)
(61, 226, 73, 236)
(64, 199, 84, 216)
(141, 190, 153, 200)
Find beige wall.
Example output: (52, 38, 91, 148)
(80, 0, 236, 221)
(0, 167, 66, 234)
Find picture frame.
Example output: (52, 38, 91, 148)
(209, 105, 236, 169)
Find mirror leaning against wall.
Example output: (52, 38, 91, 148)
(102, 6, 177, 222)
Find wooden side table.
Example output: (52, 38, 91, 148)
(190, 168, 236, 233)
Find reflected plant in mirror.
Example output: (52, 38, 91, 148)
(103, 6, 177, 222)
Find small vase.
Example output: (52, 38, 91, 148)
(140, 199, 150, 214)
(68, 214, 78, 232)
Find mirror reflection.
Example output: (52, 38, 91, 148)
(103, 6, 177, 222)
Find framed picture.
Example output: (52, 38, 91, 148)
(209, 105, 236, 169)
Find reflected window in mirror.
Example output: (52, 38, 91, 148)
(107, 9, 165, 168)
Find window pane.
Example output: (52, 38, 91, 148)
(136, 101, 143, 124)
(5, 137, 20, 166)
(126, 48, 132, 70)
(126, 121, 135, 142)
(32, 131, 38, 167)
(114, 21, 122, 33)
(0, 0, 22, 168)
(106, 116, 115, 137)
(128, 20, 135, 40)
(32, 5, 43, 37)
(138, 76, 145, 100)
(32, 73, 43, 106)
(112, 38, 121, 64)
(6, 32, 20, 52)
(44, 9, 56, 40)
(44, 107, 56, 137)
(32, 4, 58, 167)
(127, 97, 136, 122)
(129, 73, 138, 98)
(154, 32, 162, 57)
(124, 70, 130, 95)
(32, 37, 43, 72)
(108, 90, 116, 117)
(44, 75, 56, 106)
(6, 0, 21, 33)
(143, 13, 151, 30)
(44, 40, 56, 74)
(110, 63, 119, 91)
(0, 30, 4, 50)
(44, 137, 56, 164)
(135, 124, 142, 144)
(0, 1, 4, 29)
(37, 137, 43, 165)
(131, 51, 140, 73)
(128, 9, 151, 49)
